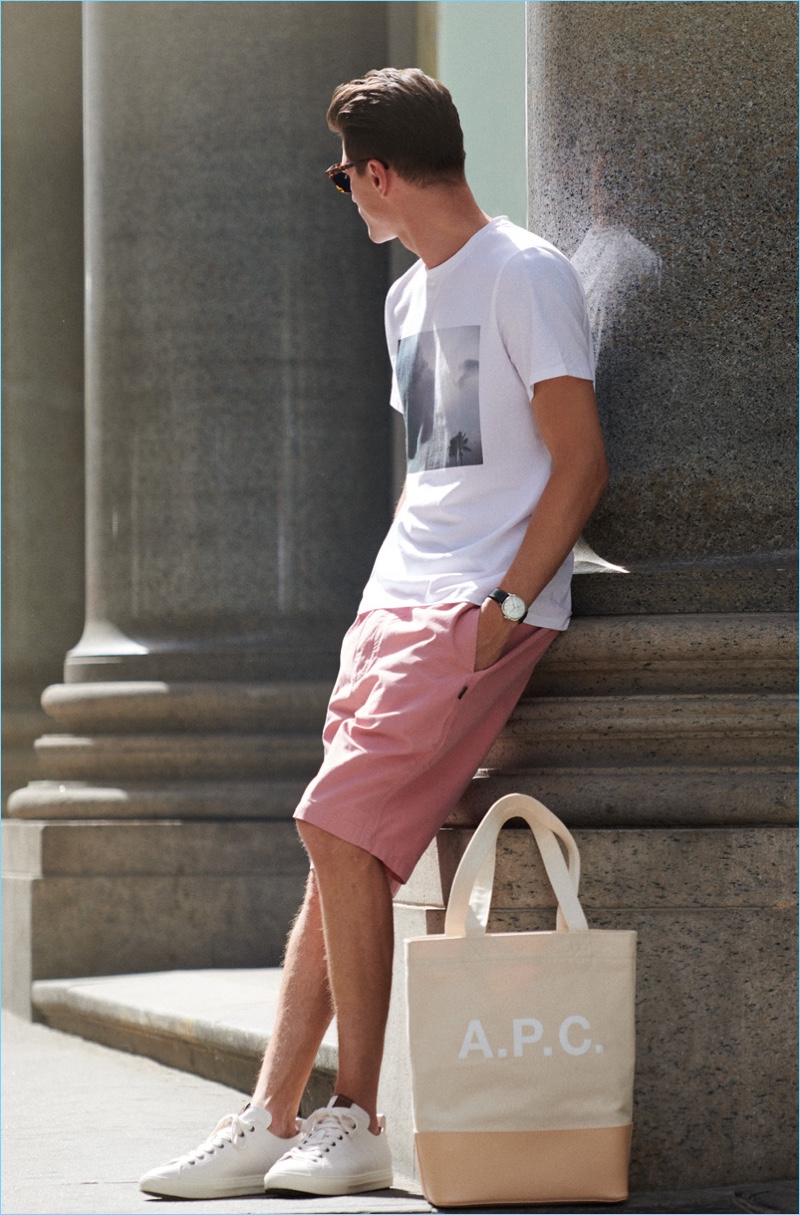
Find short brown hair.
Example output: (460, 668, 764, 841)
(327, 68, 466, 187)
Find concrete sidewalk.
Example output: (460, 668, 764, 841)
(2, 1011, 796, 1215)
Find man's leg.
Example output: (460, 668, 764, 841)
(295, 820, 394, 1134)
(250, 869, 335, 1134)
(262, 821, 396, 1196)
(138, 872, 335, 1199)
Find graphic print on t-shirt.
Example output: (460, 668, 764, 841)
(396, 325, 483, 471)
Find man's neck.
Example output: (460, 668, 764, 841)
(394, 182, 492, 269)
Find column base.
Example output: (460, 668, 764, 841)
(3, 818, 307, 1017)
(2, 703, 55, 810)
(4, 679, 328, 1015)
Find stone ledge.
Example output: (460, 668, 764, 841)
(3, 818, 307, 876)
(31, 969, 338, 1104)
(29, 971, 797, 1211)
(1, 818, 310, 1015)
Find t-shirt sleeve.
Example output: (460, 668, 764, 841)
(495, 247, 595, 393)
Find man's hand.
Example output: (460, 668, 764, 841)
(473, 598, 518, 671)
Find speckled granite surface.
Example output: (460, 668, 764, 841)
(528, 2, 797, 614)
(72, 2, 392, 684)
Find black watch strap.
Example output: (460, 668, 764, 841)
(487, 588, 529, 621)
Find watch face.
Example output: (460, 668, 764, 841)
(502, 594, 527, 622)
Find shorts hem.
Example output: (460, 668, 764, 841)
(294, 801, 409, 889)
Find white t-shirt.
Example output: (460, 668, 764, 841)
(358, 216, 595, 631)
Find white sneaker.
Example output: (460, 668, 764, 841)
(264, 1098, 393, 1195)
(138, 1104, 302, 1199)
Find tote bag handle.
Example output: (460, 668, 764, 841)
(444, 793, 588, 937)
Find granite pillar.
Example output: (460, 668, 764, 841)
(527, 0, 797, 615)
(5, 1, 392, 1011)
(380, 2, 798, 1191)
(2, 2, 85, 806)
(73, 0, 391, 683)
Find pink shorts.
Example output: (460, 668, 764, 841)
(294, 602, 558, 888)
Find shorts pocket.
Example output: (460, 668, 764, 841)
(451, 602, 482, 675)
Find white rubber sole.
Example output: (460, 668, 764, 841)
(138, 1171, 267, 1199)
(264, 1167, 394, 1196)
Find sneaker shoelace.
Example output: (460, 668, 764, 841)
(181, 1113, 254, 1164)
(286, 1108, 359, 1161)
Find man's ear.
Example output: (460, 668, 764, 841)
(368, 158, 392, 196)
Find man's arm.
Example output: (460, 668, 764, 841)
(474, 374, 609, 671)
(393, 479, 407, 521)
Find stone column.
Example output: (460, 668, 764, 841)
(1, 2, 85, 806)
(381, 1, 797, 1191)
(5, 0, 392, 1012)
(73, 0, 391, 683)
(528, 0, 797, 615)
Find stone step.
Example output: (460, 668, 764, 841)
(30, 969, 337, 1116)
(2, 820, 309, 1016)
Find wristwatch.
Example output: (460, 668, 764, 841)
(487, 588, 529, 622)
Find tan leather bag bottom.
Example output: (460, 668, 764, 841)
(415, 1123, 632, 1207)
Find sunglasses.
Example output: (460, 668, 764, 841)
(325, 158, 388, 194)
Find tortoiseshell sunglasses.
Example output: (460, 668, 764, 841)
(325, 158, 387, 194)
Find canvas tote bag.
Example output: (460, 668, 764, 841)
(406, 793, 636, 1207)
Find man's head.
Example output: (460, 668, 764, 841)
(327, 68, 466, 188)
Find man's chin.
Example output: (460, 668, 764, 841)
(366, 225, 396, 245)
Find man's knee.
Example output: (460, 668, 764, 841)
(297, 818, 334, 859)
(297, 820, 386, 882)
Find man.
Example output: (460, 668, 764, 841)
(139, 66, 607, 1201)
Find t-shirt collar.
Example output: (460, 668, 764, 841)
(424, 216, 508, 285)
